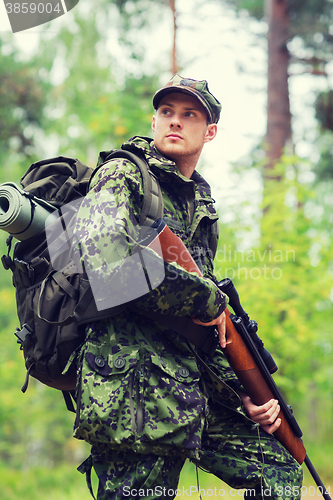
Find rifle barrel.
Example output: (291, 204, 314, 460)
(304, 455, 332, 500)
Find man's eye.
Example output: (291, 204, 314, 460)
(185, 112, 195, 117)
(162, 109, 171, 115)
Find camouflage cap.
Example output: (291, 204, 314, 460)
(153, 74, 221, 124)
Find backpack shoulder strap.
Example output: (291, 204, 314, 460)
(90, 149, 163, 227)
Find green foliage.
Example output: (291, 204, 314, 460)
(288, 0, 333, 40)
(315, 90, 333, 133)
(225, 0, 333, 31)
(224, 0, 263, 19)
(30, 4, 160, 164)
(0, 40, 50, 171)
(0, 463, 91, 500)
(0, 0, 162, 180)
(313, 91, 333, 181)
(111, 0, 168, 49)
(288, 0, 333, 16)
(223, 0, 333, 61)
(313, 131, 333, 181)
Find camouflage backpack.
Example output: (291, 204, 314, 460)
(1, 148, 163, 410)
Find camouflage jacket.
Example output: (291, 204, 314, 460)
(73, 136, 245, 456)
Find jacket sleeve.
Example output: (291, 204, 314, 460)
(73, 158, 227, 323)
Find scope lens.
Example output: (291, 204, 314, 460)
(0, 197, 9, 213)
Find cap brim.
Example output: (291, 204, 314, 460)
(153, 87, 213, 123)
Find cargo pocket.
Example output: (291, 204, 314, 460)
(74, 343, 141, 447)
(142, 353, 206, 449)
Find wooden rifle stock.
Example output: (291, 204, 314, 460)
(152, 221, 306, 464)
(149, 220, 201, 275)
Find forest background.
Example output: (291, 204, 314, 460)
(0, 0, 332, 498)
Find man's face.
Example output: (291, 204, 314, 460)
(152, 92, 217, 163)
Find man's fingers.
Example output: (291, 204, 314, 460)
(256, 406, 280, 426)
(192, 311, 225, 327)
(241, 395, 282, 431)
(250, 399, 280, 422)
(191, 311, 226, 348)
(262, 417, 282, 435)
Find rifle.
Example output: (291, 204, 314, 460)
(151, 219, 331, 500)
(218, 278, 331, 500)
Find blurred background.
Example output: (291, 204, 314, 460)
(0, 0, 332, 498)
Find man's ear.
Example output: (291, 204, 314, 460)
(152, 115, 156, 132)
(204, 124, 217, 143)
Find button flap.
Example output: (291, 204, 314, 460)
(150, 353, 200, 383)
(85, 345, 139, 376)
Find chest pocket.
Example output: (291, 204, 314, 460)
(74, 343, 142, 447)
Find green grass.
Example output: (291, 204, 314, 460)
(0, 461, 228, 500)
(0, 452, 331, 500)
(0, 464, 90, 500)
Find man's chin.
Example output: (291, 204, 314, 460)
(156, 143, 187, 161)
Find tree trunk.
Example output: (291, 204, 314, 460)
(170, 0, 179, 74)
(265, 0, 291, 172)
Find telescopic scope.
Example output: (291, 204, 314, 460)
(218, 278, 278, 374)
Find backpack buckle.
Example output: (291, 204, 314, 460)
(15, 323, 33, 344)
(1, 235, 13, 270)
(1, 254, 12, 270)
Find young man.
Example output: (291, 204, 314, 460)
(74, 75, 303, 499)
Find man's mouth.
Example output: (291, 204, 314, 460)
(166, 133, 183, 140)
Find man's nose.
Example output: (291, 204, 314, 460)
(170, 114, 182, 128)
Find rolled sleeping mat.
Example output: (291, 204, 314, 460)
(0, 182, 56, 240)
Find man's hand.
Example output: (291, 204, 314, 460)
(191, 311, 226, 348)
(238, 391, 282, 434)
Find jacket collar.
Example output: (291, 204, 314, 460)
(122, 136, 214, 201)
